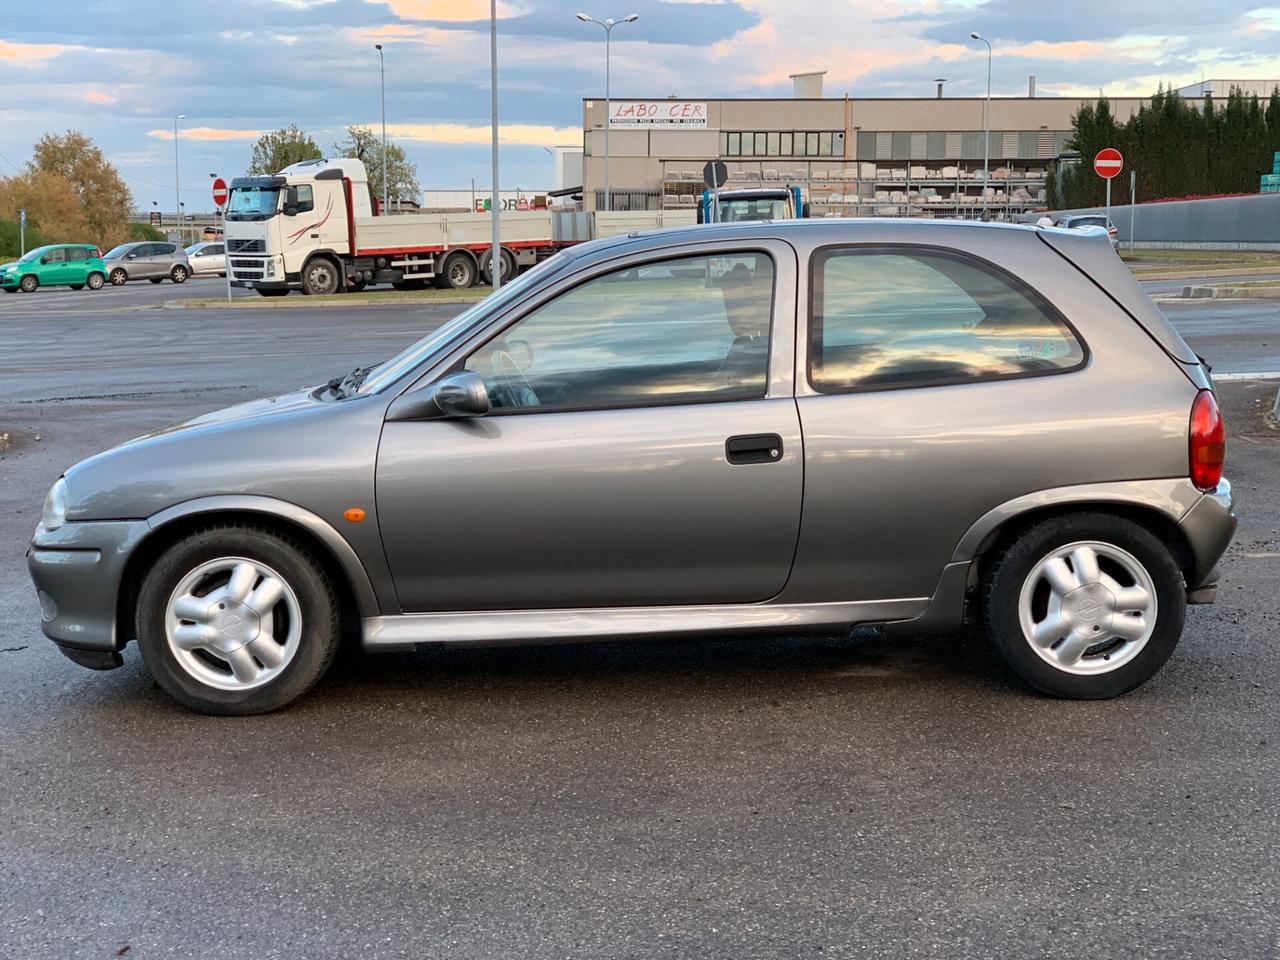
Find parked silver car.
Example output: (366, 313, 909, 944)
(28, 219, 1234, 714)
(102, 241, 190, 285)
(1055, 214, 1120, 249)
(184, 241, 226, 277)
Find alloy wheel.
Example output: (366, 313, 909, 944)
(164, 557, 303, 691)
(1017, 540, 1157, 676)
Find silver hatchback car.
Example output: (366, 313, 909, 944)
(28, 220, 1234, 714)
(102, 241, 191, 285)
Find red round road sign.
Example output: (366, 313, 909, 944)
(1094, 148, 1124, 180)
(212, 177, 228, 207)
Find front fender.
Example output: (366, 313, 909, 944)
(147, 495, 382, 619)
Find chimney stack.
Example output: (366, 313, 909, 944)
(789, 71, 826, 98)
(1028, 75, 1037, 98)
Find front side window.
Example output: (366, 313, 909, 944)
(465, 252, 775, 412)
(293, 184, 315, 215)
(42, 248, 67, 264)
(810, 247, 1085, 392)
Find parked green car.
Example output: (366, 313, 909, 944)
(1, 244, 107, 293)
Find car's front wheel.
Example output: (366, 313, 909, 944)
(19, 275, 38, 293)
(983, 513, 1185, 699)
(135, 525, 341, 715)
(109, 268, 128, 286)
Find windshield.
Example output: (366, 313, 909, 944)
(359, 252, 573, 395)
(717, 198, 788, 222)
(103, 243, 134, 259)
(19, 245, 51, 263)
(226, 186, 281, 221)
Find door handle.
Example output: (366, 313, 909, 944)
(725, 433, 783, 465)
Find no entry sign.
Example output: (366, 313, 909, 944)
(212, 177, 228, 207)
(1094, 148, 1124, 180)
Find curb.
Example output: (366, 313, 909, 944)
(164, 295, 486, 309)
(1179, 285, 1280, 300)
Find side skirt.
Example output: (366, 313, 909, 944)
(362, 597, 929, 652)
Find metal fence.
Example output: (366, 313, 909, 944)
(1052, 193, 1280, 250)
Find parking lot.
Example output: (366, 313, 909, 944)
(3, 278, 1280, 958)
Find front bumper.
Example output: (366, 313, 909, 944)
(27, 519, 149, 658)
(1, 274, 18, 289)
(1178, 478, 1236, 600)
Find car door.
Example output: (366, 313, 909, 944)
(65, 247, 90, 285)
(123, 243, 153, 278)
(376, 241, 803, 612)
(39, 247, 69, 285)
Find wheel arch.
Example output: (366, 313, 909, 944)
(962, 495, 1198, 587)
(116, 496, 380, 649)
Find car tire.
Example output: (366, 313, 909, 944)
(170, 265, 189, 283)
(109, 268, 128, 286)
(982, 512, 1185, 700)
(301, 257, 339, 296)
(134, 524, 341, 715)
(19, 275, 39, 293)
(87, 272, 105, 290)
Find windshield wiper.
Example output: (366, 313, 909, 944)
(327, 364, 376, 399)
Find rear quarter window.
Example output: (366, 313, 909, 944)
(809, 246, 1086, 392)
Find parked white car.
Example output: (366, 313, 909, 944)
(185, 241, 226, 277)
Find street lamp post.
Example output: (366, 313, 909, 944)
(174, 114, 186, 242)
(575, 12, 638, 213)
(375, 43, 389, 214)
(969, 33, 992, 216)
(489, 0, 501, 289)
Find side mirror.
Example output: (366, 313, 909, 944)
(386, 371, 491, 421)
(284, 186, 299, 217)
(126, 253, 137, 260)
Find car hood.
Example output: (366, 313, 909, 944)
(1, 261, 18, 271)
(62, 386, 389, 522)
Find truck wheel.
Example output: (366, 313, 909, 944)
(436, 253, 477, 289)
(301, 258, 339, 296)
(479, 248, 515, 287)
(257, 288, 290, 298)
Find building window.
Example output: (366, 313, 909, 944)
(806, 132, 819, 155)
(727, 132, 741, 156)
(720, 131, 728, 156)
(754, 132, 767, 156)
(780, 132, 793, 156)
(741, 132, 754, 156)
(766, 131, 780, 156)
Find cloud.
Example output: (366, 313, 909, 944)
(148, 127, 264, 141)
(84, 90, 115, 104)
(386, 122, 581, 146)
(364, 0, 523, 21)
(0, 38, 73, 64)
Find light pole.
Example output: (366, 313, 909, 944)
(174, 114, 186, 241)
(969, 33, 992, 215)
(576, 12, 638, 213)
(489, 0, 501, 289)
(375, 43, 389, 214)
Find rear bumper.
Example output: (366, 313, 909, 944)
(26, 520, 149, 655)
(1178, 478, 1236, 597)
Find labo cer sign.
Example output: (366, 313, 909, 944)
(608, 101, 708, 128)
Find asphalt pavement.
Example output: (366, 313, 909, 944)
(2, 280, 1280, 958)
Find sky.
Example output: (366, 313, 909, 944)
(1, 0, 1278, 212)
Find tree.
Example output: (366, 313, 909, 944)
(248, 124, 322, 176)
(29, 130, 133, 249)
(333, 125, 420, 205)
(0, 170, 91, 247)
(0, 220, 48, 260)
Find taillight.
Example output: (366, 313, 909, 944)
(1189, 390, 1225, 491)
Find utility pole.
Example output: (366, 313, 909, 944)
(174, 114, 186, 242)
(490, 0, 501, 289)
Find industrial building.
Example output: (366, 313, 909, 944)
(579, 74, 1278, 219)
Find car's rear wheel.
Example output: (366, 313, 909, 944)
(109, 268, 128, 286)
(87, 272, 105, 290)
(170, 265, 189, 283)
(19, 275, 38, 293)
(983, 513, 1185, 699)
(135, 525, 341, 715)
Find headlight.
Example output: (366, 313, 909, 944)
(40, 477, 68, 531)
